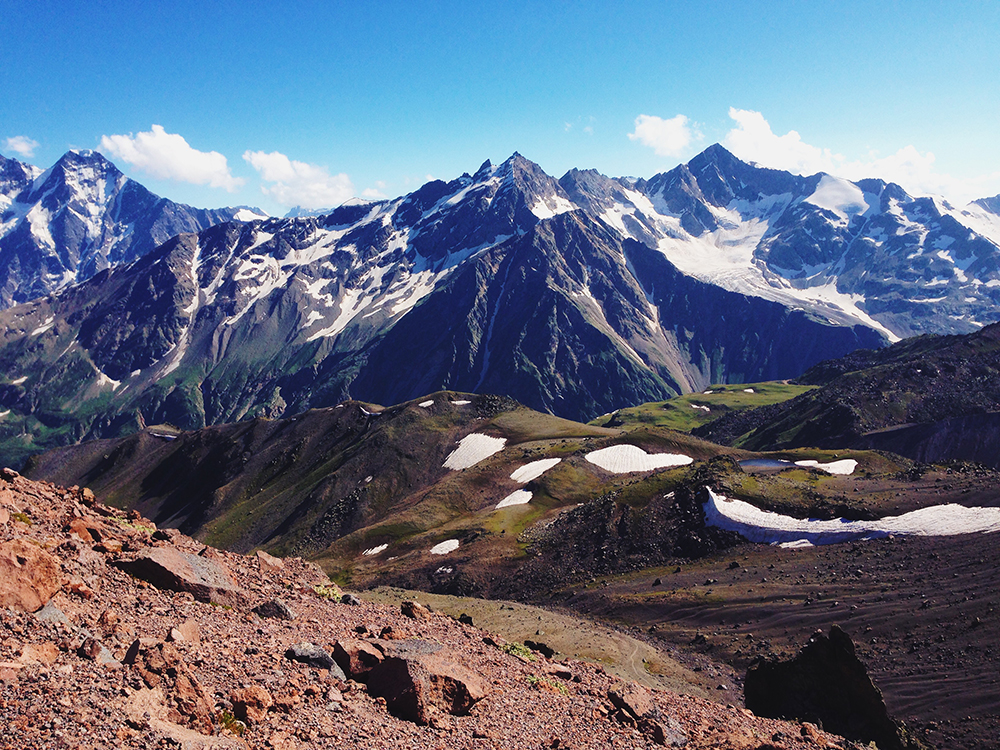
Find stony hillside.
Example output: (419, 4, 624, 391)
(693, 322, 1000, 463)
(0, 468, 860, 749)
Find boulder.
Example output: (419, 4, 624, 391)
(253, 598, 296, 620)
(366, 639, 487, 724)
(255, 549, 284, 573)
(167, 618, 201, 643)
(332, 638, 384, 680)
(114, 547, 246, 607)
(285, 642, 346, 679)
(744, 625, 922, 750)
(231, 685, 273, 725)
(608, 682, 688, 747)
(0, 538, 63, 612)
(400, 600, 431, 619)
(125, 640, 215, 734)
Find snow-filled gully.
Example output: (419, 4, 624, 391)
(703, 488, 1000, 548)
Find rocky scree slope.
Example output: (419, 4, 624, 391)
(0, 152, 885, 465)
(694, 321, 1000, 464)
(0, 150, 250, 308)
(0, 467, 864, 749)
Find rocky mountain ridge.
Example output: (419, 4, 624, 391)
(0, 150, 886, 464)
(693, 321, 1000, 462)
(0, 150, 257, 308)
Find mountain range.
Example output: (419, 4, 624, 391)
(0, 149, 263, 307)
(2, 145, 1000, 465)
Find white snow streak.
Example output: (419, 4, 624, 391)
(794, 459, 858, 475)
(362, 544, 388, 556)
(443, 433, 507, 470)
(510, 458, 562, 483)
(496, 490, 533, 509)
(430, 539, 460, 555)
(703, 488, 1000, 547)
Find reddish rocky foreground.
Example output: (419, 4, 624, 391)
(0, 468, 863, 749)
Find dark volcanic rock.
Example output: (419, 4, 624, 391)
(253, 598, 296, 620)
(744, 626, 924, 750)
(285, 642, 343, 676)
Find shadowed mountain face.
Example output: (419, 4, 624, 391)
(0, 150, 250, 308)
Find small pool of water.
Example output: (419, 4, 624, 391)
(739, 458, 795, 470)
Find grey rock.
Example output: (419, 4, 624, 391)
(253, 598, 296, 620)
(285, 642, 345, 678)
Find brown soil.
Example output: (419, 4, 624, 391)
(563, 532, 1000, 750)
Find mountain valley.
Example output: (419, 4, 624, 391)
(4, 144, 1000, 749)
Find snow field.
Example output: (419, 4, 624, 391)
(510, 458, 562, 483)
(703, 488, 1000, 547)
(430, 539, 460, 555)
(794, 459, 858, 475)
(443, 433, 507, 470)
(585, 444, 693, 473)
(418, 400, 434, 407)
(496, 490, 533, 509)
(362, 544, 388, 556)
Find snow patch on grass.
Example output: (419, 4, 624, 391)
(704, 488, 1000, 547)
(443, 434, 507, 470)
(362, 544, 388, 556)
(418, 400, 434, 408)
(794, 459, 858, 475)
(451, 399, 471, 405)
(31, 317, 54, 336)
(691, 404, 710, 412)
(510, 458, 562, 483)
(430, 539, 460, 555)
(496, 490, 532, 509)
(585, 445, 693, 473)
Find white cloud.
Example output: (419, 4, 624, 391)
(4, 136, 40, 159)
(361, 181, 387, 200)
(723, 108, 841, 175)
(243, 150, 354, 208)
(723, 108, 1000, 205)
(100, 125, 243, 191)
(628, 114, 700, 157)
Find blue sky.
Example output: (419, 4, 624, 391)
(2, 1, 998, 214)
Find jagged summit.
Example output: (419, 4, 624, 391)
(0, 150, 249, 307)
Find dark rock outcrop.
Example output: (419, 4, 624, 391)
(744, 626, 925, 750)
